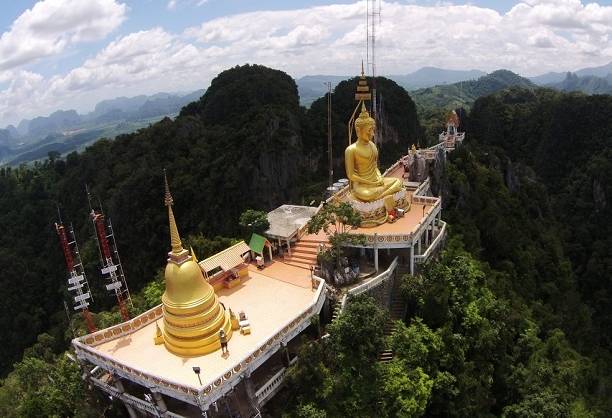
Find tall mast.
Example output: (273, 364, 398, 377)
(55, 219, 97, 334)
(326, 81, 333, 188)
(367, 0, 381, 120)
(88, 188, 132, 322)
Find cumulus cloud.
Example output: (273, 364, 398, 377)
(0, 0, 127, 71)
(2, 0, 612, 126)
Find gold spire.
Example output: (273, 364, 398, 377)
(361, 59, 365, 77)
(159, 170, 232, 355)
(190, 246, 198, 263)
(164, 170, 184, 255)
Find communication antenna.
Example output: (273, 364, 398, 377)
(55, 217, 97, 334)
(87, 186, 132, 322)
(366, 0, 382, 119)
(325, 82, 333, 188)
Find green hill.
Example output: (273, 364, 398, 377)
(412, 69, 535, 110)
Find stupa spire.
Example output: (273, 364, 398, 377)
(164, 170, 184, 255)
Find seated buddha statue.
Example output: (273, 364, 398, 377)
(345, 103, 403, 202)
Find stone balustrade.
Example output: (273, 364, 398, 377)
(254, 357, 298, 406)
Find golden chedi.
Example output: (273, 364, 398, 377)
(157, 173, 232, 356)
(345, 103, 402, 202)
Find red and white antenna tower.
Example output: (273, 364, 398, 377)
(88, 189, 132, 322)
(55, 220, 97, 334)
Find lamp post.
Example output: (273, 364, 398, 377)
(192, 366, 202, 385)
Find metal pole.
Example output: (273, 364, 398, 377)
(327, 81, 333, 188)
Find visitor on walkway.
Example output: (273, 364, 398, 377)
(219, 330, 228, 354)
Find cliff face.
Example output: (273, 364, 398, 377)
(304, 76, 421, 181)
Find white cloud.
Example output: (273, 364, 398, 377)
(2, 0, 612, 127)
(0, 0, 127, 71)
(167, 0, 209, 11)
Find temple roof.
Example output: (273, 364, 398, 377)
(265, 205, 319, 239)
(199, 241, 251, 273)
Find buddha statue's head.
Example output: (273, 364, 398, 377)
(355, 103, 375, 142)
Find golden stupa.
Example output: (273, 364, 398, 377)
(157, 172, 232, 356)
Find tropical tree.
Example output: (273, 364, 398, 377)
(239, 209, 270, 238)
(306, 201, 365, 276)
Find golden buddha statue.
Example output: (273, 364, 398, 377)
(345, 103, 402, 202)
(157, 172, 232, 356)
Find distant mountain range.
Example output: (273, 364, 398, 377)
(548, 72, 612, 95)
(295, 63, 612, 107)
(7, 90, 204, 142)
(529, 61, 612, 85)
(296, 67, 485, 106)
(1, 90, 204, 165)
(4, 62, 611, 166)
(410, 69, 536, 110)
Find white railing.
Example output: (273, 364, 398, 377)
(90, 375, 185, 418)
(347, 257, 398, 298)
(79, 305, 164, 347)
(254, 357, 298, 406)
(335, 258, 398, 316)
(411, 195, 439, 206)
(75, 278, 328, 411)
(413, 177, 431, 197)
(382, 160, 402, 177)
(74, 341, 198, 404)
(415, 221, 447, 262)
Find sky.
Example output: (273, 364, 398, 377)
(2, 0, 612, 127)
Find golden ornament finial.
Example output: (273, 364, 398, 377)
(164, 169, 173, 207)
(163, 170, 183, 254)
(360, 101, 368, 115)
(361, 60, 365, 77)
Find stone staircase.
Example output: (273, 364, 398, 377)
(378, 267, 409, 363)
(331, 298, 343, 322)
(283, 237, 327, 270)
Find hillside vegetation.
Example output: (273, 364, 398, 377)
(275, 88, 612, 417)
(412, 70, 535, 111)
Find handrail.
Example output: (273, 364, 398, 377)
(415, 221, 447, 261)
(254, 357, 298, 403)
(78, 304, 164, 347)
(89, 375, 189, 417)
(336, 257, 399, 316)
(347, 257, 398, 298)
(413, 177, 431, 197)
